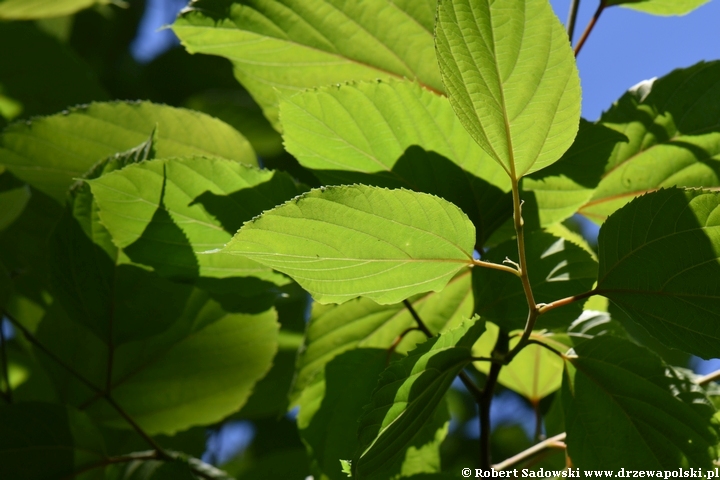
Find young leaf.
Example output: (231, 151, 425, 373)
(291, 271, 472, 404)
(473, 231, 598, 331)
(435, 0, 581, 178)
(0, 0, 107, 19)
(596, 187, 720, 359)
(173, 0, 443, 126)
(35, 299, 279, 435)
(0, 101, 256, 201)
(88, 155, 300, 284)
(218, 185, 476, 305)
(580, 61, 720, 223)
(0, 402, 106, 480)
(607, 0, 710, 16)
(354, 318, 485, 478)
(563, 336, 720, 469)
(280, 79, 512, 244)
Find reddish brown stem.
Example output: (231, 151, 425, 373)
(574, 0, 607, 56)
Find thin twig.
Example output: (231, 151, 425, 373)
(524, 339, 565, 359)
(697, 369, 720, 386)
(402, 299, 484, 402)
(472, 258, 521, 276)
(62, 451, 160, 479)
(574, 0, 607, 56)
(494, 433, 567, 470)
(386, 327, 420, 365)
(0, 318, 12, 403)
(538, 290, 597, 315)
(566, 0, 581, 42)
(479, 331, 508, 471)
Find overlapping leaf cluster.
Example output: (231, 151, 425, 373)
(1, 0, 719, 478)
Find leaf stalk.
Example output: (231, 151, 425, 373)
(574, 0, 607, 56)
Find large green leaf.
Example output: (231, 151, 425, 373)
(473, 230, 598, 331)
(36, 298, 279, 435)
(0, 402, 106, 480)
(563, 336, 720, 469)
(435, 0, 581, 178)
(596, 188, 720, 359)
(172, 0, 443, 127)
(0, 101, 256, 201)
(291, 270, 472, 404)
(280, 79, 512, 244)
(0, 23, 108, 122)
(0, 0, 108, 19)
(219, 185, 476, 304)
(88, 155, 299, 284)
(607, 0, 710, 16)
(580, 61, 720, 223)
(354, 319, 485, 478)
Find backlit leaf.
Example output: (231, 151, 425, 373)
(173, 0, 443, 127)
(219, 185, 476, 305)
(435, 0, 581, 178)
(580, 61, 720, 223)
(0, 0, 108, 19)
(280, 79, 512, 244)
(607, 0, 710, 16)
(89, 156, 300, 284)
(0, 101, 255, 201)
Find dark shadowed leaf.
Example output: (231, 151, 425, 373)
(563, 336, 720, 469)
(596, 187, 720, 359)
(0, 402, 106, 480)
(354, 319, 485, 478)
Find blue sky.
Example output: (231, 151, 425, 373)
(548, 0, 720, 120)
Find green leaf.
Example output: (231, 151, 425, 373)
(488, 336, 564, 402)
(473, 230, 598, 331)
(291, 271, 472, 405)
(0, 183, 30, 231)
(219, 185, 476, 305)
(563, 336, 720, 469)
(580, 61, 720, 223)
(607, 0, 710, 16)
(172, 0, 443, 127)
(88, 155, 300, 284)
(523, 120, 628, 227)
(435, 0, 581, 178)
(280, 79, 512, 244)
(354, 318, 485, 478)
(107, 460, 199, 480)
(0, 402, 106, 480)
(36, 298, 279, 435)
(0, 0, 108, 19)
(596, 187, 720, 359)
(0, 23, 108, 122)
(0, 101, 256, 201)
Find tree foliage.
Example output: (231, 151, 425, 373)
(1, 0, 719, 478)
